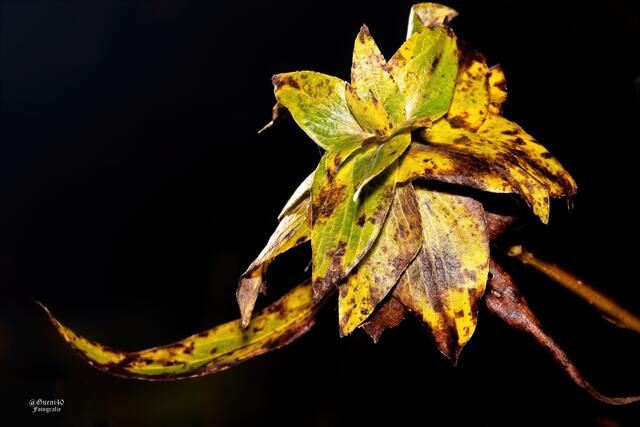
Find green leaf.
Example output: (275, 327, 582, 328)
(338, 183, 422, 336)
(310, 153, 397, 301)
(394, 187, 489, 361)
(389, 27, 459, 124)
(38, 282, 320, 380)
(272, 71, 369, 150)
(237, 198, 310, 328)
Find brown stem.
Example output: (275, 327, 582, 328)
(506, 245, 640, 335)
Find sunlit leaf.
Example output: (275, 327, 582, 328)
(237, 198, 310, 328)
(272, 71, 369, 150)
(394, 187, 489, 361)
(39, 282, 320, 380)
(351, 25, 406, 127)
(447, 47, 490, 131)
(407, 3, 459, 36)
(389, 27, 458, 124)
(422, 119, 551, 223)
(338, 184, 422, 336)
(311, 154, 397, 301)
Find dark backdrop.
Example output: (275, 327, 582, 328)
(2, 1, 640, 426)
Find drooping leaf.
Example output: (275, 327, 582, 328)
(487, 64, 507, 114)
(345, 83, 393, 136)
(277, 171, 313, 221)
(407, 3, 459, 37)
(338, 184, 422, 336)
(485, 261, 640, 405)
(447, 47, 490, 131)
(389, 26, 458, 124)
(393, 187, 489, 361)
(361, 297, 406, 343)
(272, 71, 369, 150)
(351, 25, 406, 127)
(237, 198, 310, 328)
(476, 114, 577, 196)
(39, 282, 321, 380)
(396, 142, 513, 194)
(311, 154, 397, 301)
(422, 119, 551, 223)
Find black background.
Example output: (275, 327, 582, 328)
(2, 1, 640, 426)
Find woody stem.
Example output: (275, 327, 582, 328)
(506, 245, 640, 335)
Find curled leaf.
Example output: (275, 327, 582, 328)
(338, 184, 422, 336)
(237, 198, 310, 328)
(407, 3, 459, 37)
(389, 26, 459, 124)
(272, 71, 368, 150)
(38, 282, 321, 380)
(362, 297, 406, 343)
(485, 261, 640, 405)
(394, 187, 489, 361)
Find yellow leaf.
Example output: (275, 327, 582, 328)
(345, 83, 393, 136)
(394, 187, 489, 361)
(272, 71, 369, 150)
(38, 282, 319, 380)
(389, 26, 458, 124)
(237, 198, 310, 328)
(407, 3, 459, 37)
(447, 48, 490, 131)
(397, 142, 513, 194)
(487, 65, 508, 114)
(277, 171, 313, 221)
(351, 25, 406, 127)
(338, 184, 422, 336)
(422, 120, 551, 223)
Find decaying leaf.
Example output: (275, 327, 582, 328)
(485, 261, 640, 405)
(338, 184, 422, 336)
(393, 187, 489, 361)
(487, 65, 507, 114)
(362, 297, 406, 343)
(407, 2, 459, 36)
(39, 282, 321, 380)
(446, 47, 489, 132)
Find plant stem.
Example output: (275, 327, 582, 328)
(506, 245, 640, 335)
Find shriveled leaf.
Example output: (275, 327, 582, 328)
(362, 297, 406, 343)
(311, 154, 397, 301)
(487, 65, 507, 114)
(351, 25, 406, 127)
(447, 48, 490, 131)
(486, 261, 640, 405)
(477, 115, 577, 197)
(407, 3, 459, 37)
(338, 184, 422, 336)
(272, 71, 368, 150)
(396, 142, 513, 194)
(345, 83, 393, 135)
(422, 120, 551, 223)
(39, 282, 320, 380)
(352, 132, 411, 200)
(237, 198, 310, 328)
(485, 211, 518, 240)
(394, 187, 489, 361)
(389, 27, 458, 124)
(277, 171, 313, 220)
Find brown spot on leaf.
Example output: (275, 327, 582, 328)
(272, 75, 300, 90)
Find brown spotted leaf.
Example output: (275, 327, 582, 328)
(39, 282, 321, 380)
(237, 198, 310, 328)
(311, 152, 397, 301)
(422, 120, 551, 223)
(345, 83, 393, 136)
(407, 3, 459, 36)
(362, 297, 406, 343)
(447, 47, 490, 131)
(389, 26, 459, 124)
(394, 187, 489, 361)
(487, 65, 508, 114)
(272, 71, 369, 150)
(338, 183, 422, 336)
(486, 260, 640, 405)
(396, 142, 513, 194)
